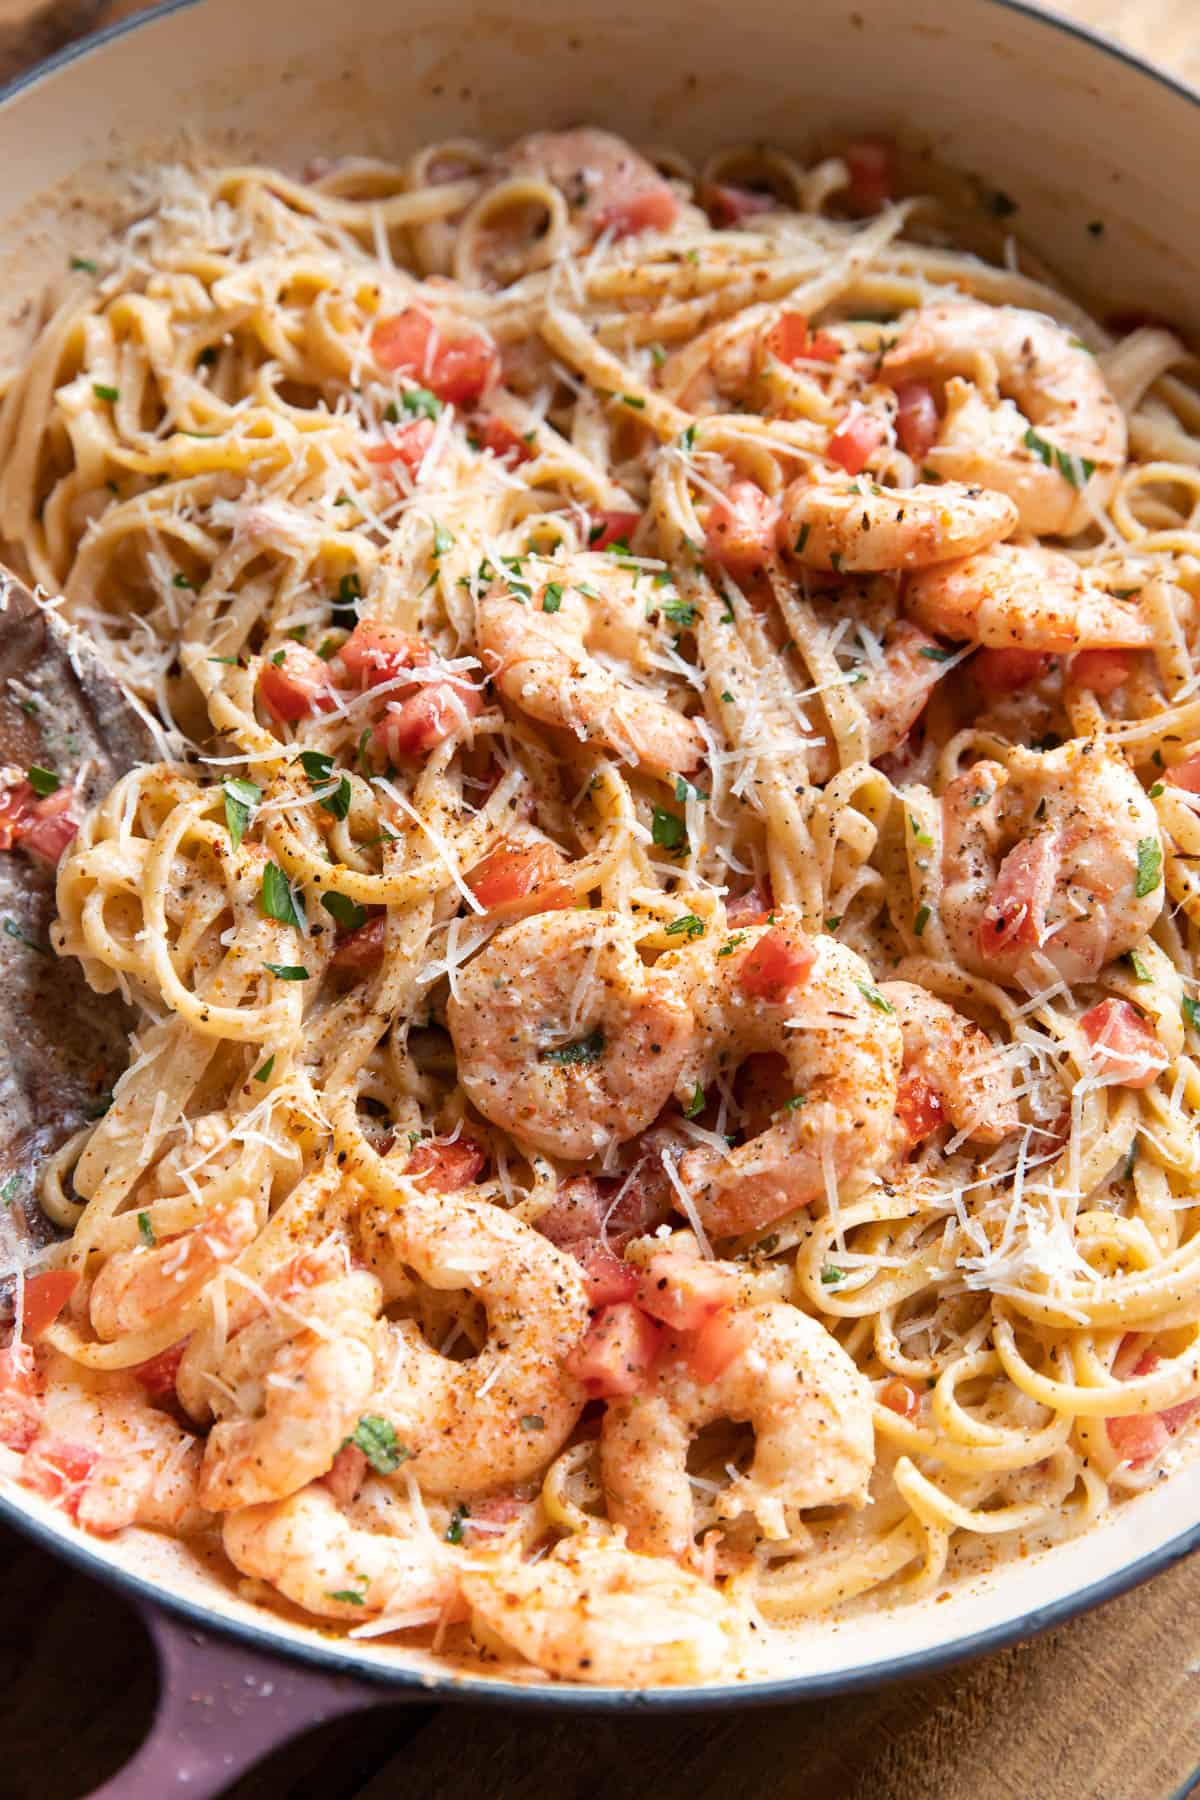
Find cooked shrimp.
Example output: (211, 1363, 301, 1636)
(498, 129, 681, 244)
(601, 1301, 873, 1558)
(360, 1190, 589, 1496)
(446, 909, 694, 1160)
(194, 1264, 382, 1511)
(479, 572, 704, 774)
(905, 542, 1152, 653)
(939, 739, 1163, 986)
(665, 916, 901, 1235)
(461, 1534, 738, 1684)
(223, 1483, 460, 1624)
(801, 578, 948, 782)
(882, 298, 1127, 535)
(33, 1359, 204, 1536)
(780, 477, 1017, 573)
(89, 1197, 259, 1341)
(880, 980, 1019, 1145)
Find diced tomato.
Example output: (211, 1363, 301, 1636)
(20, 1435, 98, 1515)
(594, 183, 679, 239)
(702, 183, 777, 228)
(893, 382, 939, 461)
(477, 417, 533, 465)
(375, 681, 483, 761)
(895, 1070, 946, 1149)
(466, 841, 574, 919)
(323, 1442, 368, 1507)
(131, 1340, 187, 1399)
(739, 923, 816, 1001)
(21, 1269, 80, 1341)
(0, 1342, 42, 1452)
(406, 1135, 487, 1192)
(704, 480, 780, 578)
(366, 418, 435, 477)
(687, 1307, 755, 1384)
(1106, 1341, 1200, 1463)
(1070, 649, 1132, 695)
(575, 1241, 641, 1308)
(1080, 998, 1166, 1089)
(565, 1302, 663, 1397)
(879, 1376, 921, 1418)
(371, 308, 498, 406)
(763, 312, 840, 367)
(827, 411, 886, 476)
(330, 913, 386, 972)
(0, 781, 77, 866)
(258, 642, 335, 722)
(845, 138, 894, 214)
(634, 1250, 739, 1332)
(337, 619, 430, 688)
(1168, 755, 1200, 793)
(972, 647, 1055, 693)
(980, 835, 1059, 957)
(588, 510, 642, 552)
(725, 877, 774, 928)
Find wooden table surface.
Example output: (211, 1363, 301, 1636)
(2, 3, 1200, 1797)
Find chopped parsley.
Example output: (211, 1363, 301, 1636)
(1022, 425, 1095, 488)
(721, 690, 735, 704)
(914, 904, 931, 937)
(222, 777, 261, 850)
(684, 1082, 706, 1119)
(542, 1029, 606, 1067)
(0, 1174, 18, 1206)
(70, 255, 98, 273)
(1126, 950, 1152, 983)
(542, 582, 564, 615)
(173, 572, 196, 591)
(262, 961, 309, 981)
(665, 913, 705, 941)
(27, 765, 60, 798)
(92, 382, 119, 404)
(327, 1587, 366, 1606)
(662, 597, 698, 628)
(253, 1054, 276, 1083)
(820, 1265, 845, 1286)
(783, 1094, 807, 1112)
(347, 1414, 409, 1474)
(678, 424, 696, 451)
(1183, 996, 1200, 1033)
(446, 1504, 470, 1544)
(918, 646, 952, 663)
(432, 522, 455, 558)
(856, 979, 895, 1014)
(321, 891, 367, 932)
(401, 386, 443, 421)
(2, 918, 44, 952)
(616, 393, 646, 410)
(651, 807, 687, 853)
(717, 932, 748, 958)
(674, 776, 707, 805)
(137, 1211, 155, 1247)
(794, 523, 810, 555)
(260, 863, 305, 931)
(1135, 837, 1162, 898)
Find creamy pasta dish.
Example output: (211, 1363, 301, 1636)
(2, 127, 1200, 1686)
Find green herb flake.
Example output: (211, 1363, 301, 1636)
(446, 1504, 470, 1544)
(662, 597, 697, 628)
(783, 1094, 807, 1112)
(262, 961, 309, 981)
(173, 572, 197, 591)
(856, 979, 895, 1015)
(1149, 782, 1165, 798)
(651, 807, 687, 853)
(825, 915, 842, 931)
(665, 913, 705, 941)
(679, 424, 696, 451)
(717, 932, 748, 958)
(260, 862, 305, 931)
(821, 1265, 845, 1287)
(542, 582, 564, 616)
(1135, 836, 1162, 898)
(70, 255, 98, 274)
(333, 570, 363, 627)
(321, 891, 367, 932)
(299, 750, 334, 783)
(542, 1029, 606, 1067)
(27, 765, 60, 798)
(721, 690, 735, 704)
(92, 382, 119, 404)
(2, 918, 44, 953)
(0, 1174, 19, 1206)
(684, 1082, 706, 1119)
(913, 904, 932, 938)
(207, 655, 240, 666)
(520, 1414, 545, 1432)
(1183, 996, 1200, 1033)
(222, 777, 262, 850)
(909, 814, 933, 848)
(253, 1054, 276, 1083)
(1126, 949, 1153, 983)
(137, 1211, 155, 1247)
(432, 523, 455, 558)
(616, 393, 646, 411)
(327, 1588, 366, 1606)
(347, 1414, 409, 1475)
(401, 386, 443, 421)
(918, 646, 952, 663)
(794, 523, 810, 555)
(650, 343, 667, 368)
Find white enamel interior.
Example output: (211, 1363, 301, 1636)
(1, 0, 1199, 1697)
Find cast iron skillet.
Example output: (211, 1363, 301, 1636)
(1, 3, 1200, 1791)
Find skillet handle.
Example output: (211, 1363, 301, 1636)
(89, 1603, 396, 1799)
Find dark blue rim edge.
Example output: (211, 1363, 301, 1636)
(1, 0, 1199, 1712)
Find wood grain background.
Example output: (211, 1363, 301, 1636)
(1, 2, 1199, 1796)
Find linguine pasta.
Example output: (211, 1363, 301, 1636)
(2, 128, 1200, 1683)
